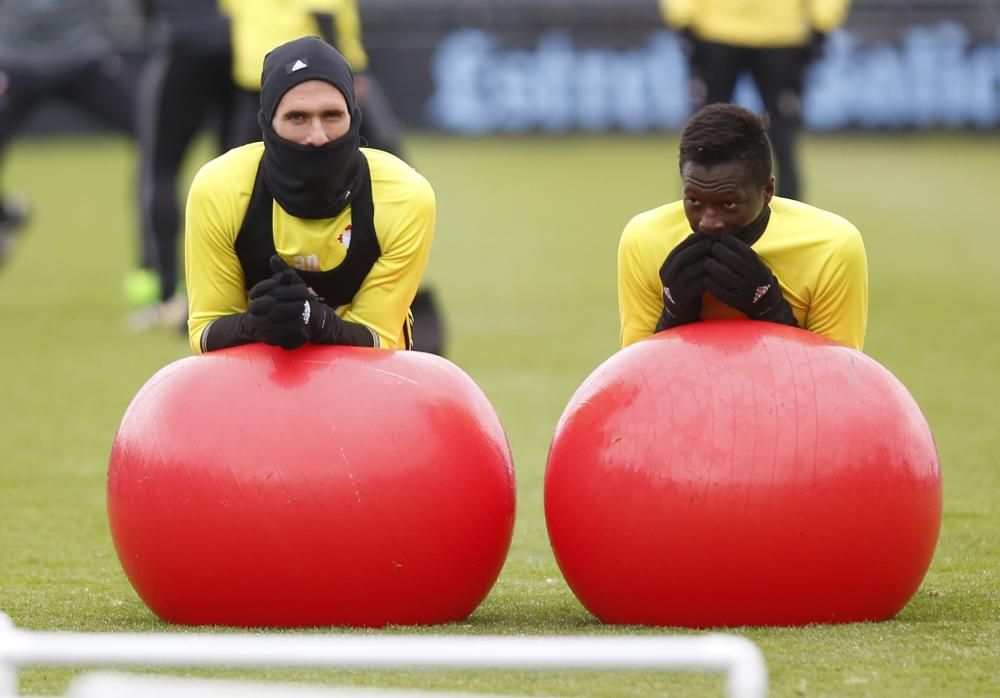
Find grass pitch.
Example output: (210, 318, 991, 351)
(0, 131, 997, 697)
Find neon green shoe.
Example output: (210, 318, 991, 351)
(124, 268, 161, 309)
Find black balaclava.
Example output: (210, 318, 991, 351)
(258, 36, 367, 220)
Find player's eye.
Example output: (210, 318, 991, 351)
(723, 201, 738, 209)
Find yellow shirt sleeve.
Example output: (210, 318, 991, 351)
(227, 0, 370, 90)
(297, 0, 369, 71)
(659, 0, 695, 29)
(345, 172, 435, 349)
(328, 0, 368, 72)
(804, 223, 868, 350)
(184, 152, 255, 354)
(808, 0, 852, 34)
(618, 216, 667, 348)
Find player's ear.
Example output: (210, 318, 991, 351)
(763, 176, 775, 204)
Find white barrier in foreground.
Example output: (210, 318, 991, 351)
(0, 612, 767, 698)
(66, 673, 539, 698)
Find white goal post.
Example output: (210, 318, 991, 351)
(0, 612, 767, 698)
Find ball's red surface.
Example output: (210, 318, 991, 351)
(108, 344, 515, 627)
(545, 320, 941, 627)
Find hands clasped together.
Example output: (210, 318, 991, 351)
(246, 256, 339, 350)
(656, 232, 798, 331)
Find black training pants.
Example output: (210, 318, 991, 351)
(688, 40, 809, 200)
(136, 45, 238, 300)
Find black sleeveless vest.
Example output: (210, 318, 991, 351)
(234, 156, 380, 307)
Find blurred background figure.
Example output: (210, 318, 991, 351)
(659, 0, 852, 201)
(218, 0, 445, 354)
(0, 185, 27, 267)
(223, 0, 405, 158)
(128, 0, 242, 331)
(0, 0, 135, 267)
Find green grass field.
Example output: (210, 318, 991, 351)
(0, 131, 997, 697)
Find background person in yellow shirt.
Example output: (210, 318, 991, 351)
(659, 0, 852, 200)
(618, 103, 867, 350)
(185, 36, 434, 354)
(222, 0, 403, 158)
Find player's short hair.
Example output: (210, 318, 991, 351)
(678, 104, 772, 186)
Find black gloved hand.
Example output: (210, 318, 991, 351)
(247, 256, 312, 350)
(676, 26, 698, 58)
(248, 255, 354, 348)
(656, 231, 713, 331)
(704, 235, 799, 327)
(807, 29, 828, 62)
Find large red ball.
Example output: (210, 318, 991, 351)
(108, 344, 516, 627)
(545, 320, 941, 627)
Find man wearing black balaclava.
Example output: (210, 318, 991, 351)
(183, 36, 436, 354)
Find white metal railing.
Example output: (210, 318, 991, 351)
(0, 612, 767, 698)
(64, 673, 551, 697)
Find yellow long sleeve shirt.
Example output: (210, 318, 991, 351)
(220, 0, 368, 90)
(618, 197, 868, 350)
(185, 143, 435, 353)
(659, 0, 851, 47)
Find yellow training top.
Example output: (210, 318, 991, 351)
(185, 143, 435, 353)
(220, 0, 368, 90)
(618, 196, 867, 350)
(659, 0, 851, 47)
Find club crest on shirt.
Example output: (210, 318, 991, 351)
(337, 225, 352, 249)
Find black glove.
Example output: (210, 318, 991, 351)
(704, 235, 799, 327)
(676, 26, 698, 58)
(247, 255, 379, 348)
(656, 232, 713, 331)
(807, 29, 828, 62)
(247, 257, 312, 350)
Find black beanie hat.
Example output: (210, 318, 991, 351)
(259, 36, 358, 124)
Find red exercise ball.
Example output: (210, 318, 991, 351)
(545, 320, 942, 627)
(108, 344, 516, 627)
